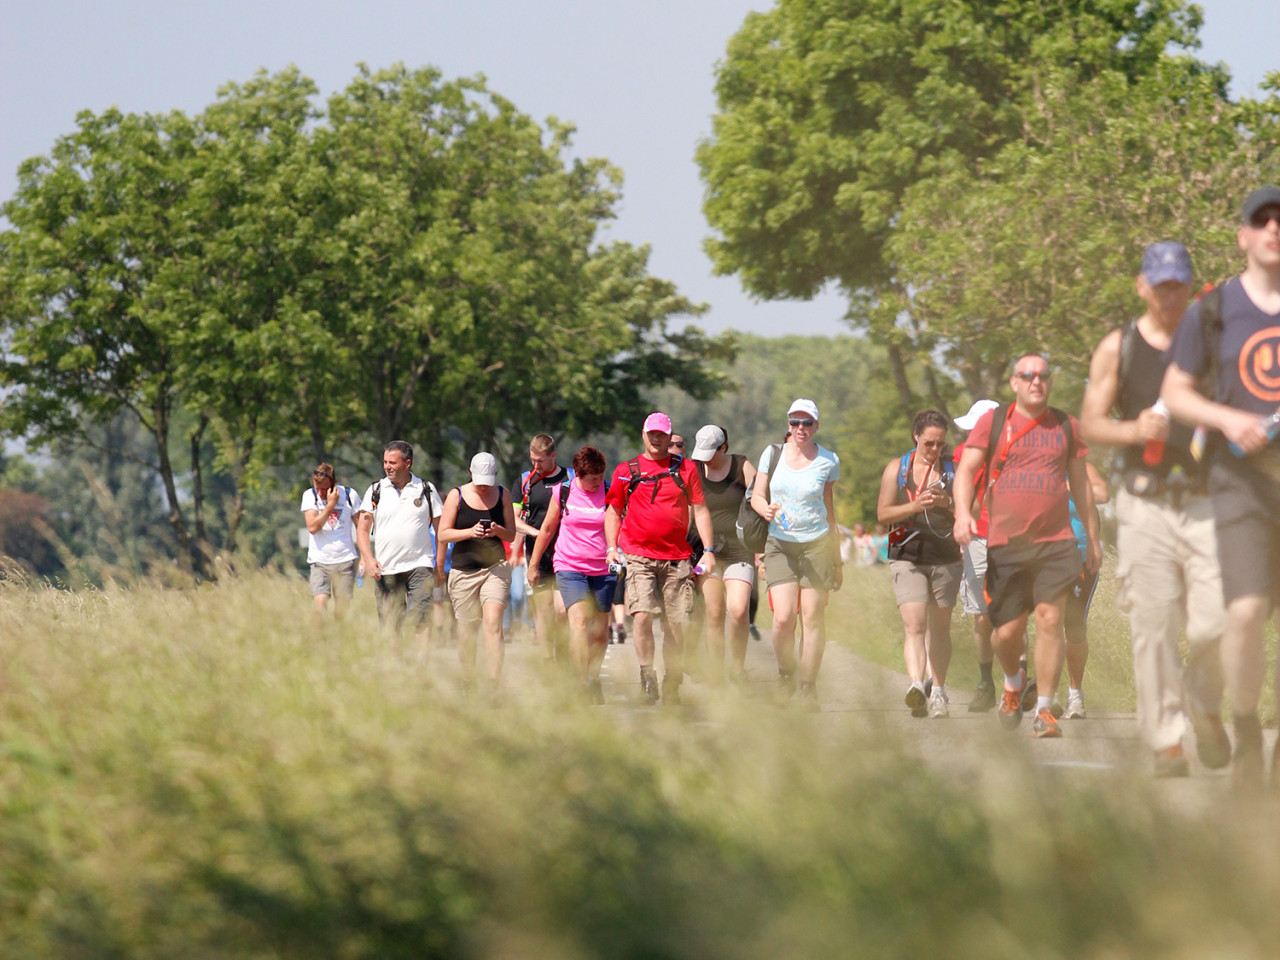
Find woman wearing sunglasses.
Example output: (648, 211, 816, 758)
(750, 399, 842, 709)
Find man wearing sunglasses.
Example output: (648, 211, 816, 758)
(1163, 185, 1280, 790)
(953, 354, 1100, 739)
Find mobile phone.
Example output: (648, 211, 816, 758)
(480, 520, 493, 533)
(927, 478, 946, 493)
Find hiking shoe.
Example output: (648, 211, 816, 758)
(998, 684, 1024, 730)
(1063, 690, 1086, 720)
(1153, 744, 1189, 779)
(796, 681, 820, 712)
(968, 678, 996, 713)
(1020, 676, 1039, 713)
(1232, 716, 1264, 793)
(639, 666, 659, 704)
(1031, 708, 1062, 739)
(775, 670, 796, 707)
(1187, 702, 1231, 770)
(661, 676, 681, 706)
(927, 686, 949, 719)
(905, 681, 929, 718)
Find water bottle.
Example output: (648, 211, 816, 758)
(355, 562, 365, 588)
(693, 562, 707, 576)
(1229, 411, 1280, 457)
(1142, 399, 1169, 466)
(776, 508, 794, 532)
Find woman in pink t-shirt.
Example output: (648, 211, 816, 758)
(528, 445, 616, 703)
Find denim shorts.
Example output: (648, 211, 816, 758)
(556, 569, 619, 614)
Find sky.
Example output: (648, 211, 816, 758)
(1, 1, 1275, 337)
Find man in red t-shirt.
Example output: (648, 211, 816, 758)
(953, 353, 1101, 739)
(605, 412, 715, 705)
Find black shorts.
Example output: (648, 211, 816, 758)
(984, 539, 1082, 629)
(1210, 461, 1280, 604)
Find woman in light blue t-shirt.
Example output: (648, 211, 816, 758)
(749, 398, 842, 710)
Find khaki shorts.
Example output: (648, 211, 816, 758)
(448, 562, 512, 622)
(763, 536, 837, 591)
(890, 559, 962, 608)
(623, 553, 694, 623)
(310, 559, 357, 598)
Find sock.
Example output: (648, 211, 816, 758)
(1037, 695, 1052, 713)
(979, 661, 993, 683)
(933, 684, 945, 697)
(1069, 686, 1082, 698)
(1004, 671, 1023, 691)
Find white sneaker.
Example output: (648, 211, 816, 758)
(1063, 689, 1086, 720)
(905, 681, 928, 717)
(928, 686, 949, 719)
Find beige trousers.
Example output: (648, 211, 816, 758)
(1115, 488, 1226, 751)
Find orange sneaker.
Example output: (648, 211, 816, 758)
(1031, 708, 1062, 739)
(998, 683, 1023, 730)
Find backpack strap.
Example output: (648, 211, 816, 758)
(1117, 318, 1139, 397)
(896, 451, 912, 489)
(985, 405, 1075, 493)
(558, 481, 570, 514)
(371, 479, 381, 508)
(1199, 285, 1223, 401)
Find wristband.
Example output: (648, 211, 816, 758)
(703, 546, 716, 554)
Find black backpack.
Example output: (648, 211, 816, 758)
(370, 477, 438, 520)
(618, 455, 689, 516)
(736, 444, 782, 554)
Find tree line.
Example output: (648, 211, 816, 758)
(0, 64, 733, 577)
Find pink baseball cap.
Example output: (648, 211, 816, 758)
(643, 412, 672, 434)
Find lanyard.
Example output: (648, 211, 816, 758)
(903, 450, 937, 503)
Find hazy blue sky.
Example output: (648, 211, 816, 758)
(1, 1, 1274, 336)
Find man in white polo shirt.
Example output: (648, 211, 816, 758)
(356, 440, 444, 639)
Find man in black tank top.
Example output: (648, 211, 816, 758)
(1081, 241, 1226, 779)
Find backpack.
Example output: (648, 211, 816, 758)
(618, 454, 689, 516)
(520, 467, 575, 520)
(736, 444, 782, 554)
(887, 451, 957, 555)
(371, 477, 437, 521)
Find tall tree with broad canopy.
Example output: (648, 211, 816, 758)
(697, 0, 1205, 408)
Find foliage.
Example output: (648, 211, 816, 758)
(1, 573, 1280, 957)
(889, 64, 1280, 392)
(697, 0, 1215, 400)
(0, 64, 728, 573)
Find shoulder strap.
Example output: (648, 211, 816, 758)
(896, 451, 912, 489)
(941, 455, 956, 481)
(983, 404, 1011, 486)
(1049, 407, 1076, 461)
(423, 481, 437, 521)
(558, 481, 570, 514)
(371, 479, 382, 508)
(1200, 285, 1223, 400)
(1117, 318, 1139, 397)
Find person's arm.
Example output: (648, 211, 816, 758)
(432, 513, 445, 583)
(1085, 461, 1109, 505)
(304, 486, 340, 534)
(824, 480, 843, 590)
(1162, 363, 1272, 455)
(741, 459, 757, 493)
(876, 458, 950, 525)
(356, 509, 380, 578)
(750, 448, 779, 521)
(490, 488, 516, 543)
(1080, 329, 1170, 449)
(437, 488, 478, 543)
(526, 495, 562, 587)
(1067, 456, 1101, 574)
(691, 502, 716, 574)
(605, 504, 623, 568)
(951, 444, 987, 547)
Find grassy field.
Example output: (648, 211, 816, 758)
(2, 569, 1279, 958)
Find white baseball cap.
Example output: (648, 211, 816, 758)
(788, 398, 819, 420)
(691, 425, 726, 462)
(469, 452, 498, 485)
(954, 399, 1000, 431)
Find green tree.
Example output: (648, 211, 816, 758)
(697, 0, 1204, 406)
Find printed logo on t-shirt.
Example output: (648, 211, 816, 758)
(1238, 327, 1280, 402)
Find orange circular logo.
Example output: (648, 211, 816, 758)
(1238, 327, 1280, 402)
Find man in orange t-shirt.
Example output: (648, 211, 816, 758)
(953, 353, 1101, 739)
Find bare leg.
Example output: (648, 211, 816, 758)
(925, 604, 953, 686)
(1031, 596, 1068, 702)
(700, 574, 727, 681)
(769, 582, 800, 676)
(482, 602, 505, 681)
(632, 611, 655, 667)
(724, 578, 753, 678)
(899, 600, 928, 683)
(796, 587, 828, 683)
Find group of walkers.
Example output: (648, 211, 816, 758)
(301, 183, 1280, 788)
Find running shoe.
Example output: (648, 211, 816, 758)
(640, 666, 659, 705)
(905, 681, 928, 718)
(967, 679, 996, 713)
(1187, 702, 1231, 770)
(927, 686, 949, 719)
(1020, 676, 1038, 713)
(1063, 690, 1086, 720)
(1031, 708, 1062, 739)
(1153, 744, 1189, 779)
(796, 681, 820, 712)
(998, 680, 1024, 730)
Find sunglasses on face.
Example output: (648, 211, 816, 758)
(1014, 370, 1052, 383)
(788, 417, 815, 427)
(671, 441, 685, 449)
(1250, 209, 1280, 229)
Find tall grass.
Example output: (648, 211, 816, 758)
(1, 573, 1278, 958)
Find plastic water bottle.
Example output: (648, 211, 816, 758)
(1142, 400, 1169, 466)
(355, 562, 365, 588)
(776, 509, 794, 532)
(1229, 412, 1280, 457)
(693, 562, 707, 576)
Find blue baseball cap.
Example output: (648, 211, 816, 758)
(1140, 241, 1193, 286)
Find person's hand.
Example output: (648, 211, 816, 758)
(364, 556, 383, 580)
(699, 552, 717, 576)
(1132, 407, 1171, 444)
(472, 522, 490, 538)
(325, 485, 339, 508)
(1221, 408, 1271, 455)
(433, 566, 445, 587)
(764, 501, 781, 521)
(953, 514, 976, 548)
(526, 566, 540, 588)
(1086, 538, 1103, 575)
(832, 561, 844, 592)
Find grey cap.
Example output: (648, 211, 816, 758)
(469, 451, 498, 485)
(1140, 241, 1193, 286)
(1242, 185, 1280, 223)
(690, 424, 726, 462)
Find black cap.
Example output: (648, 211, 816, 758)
(1242, 185, 1280, 223)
